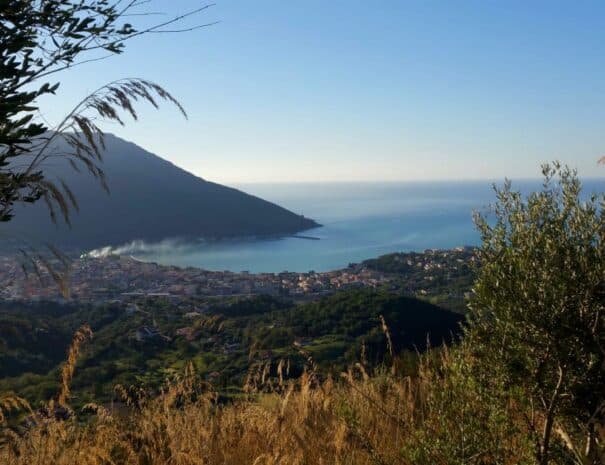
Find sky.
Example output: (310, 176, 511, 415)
(37, 1, 605, 183)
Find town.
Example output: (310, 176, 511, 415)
(0, 247, 476, 306)
(0, 254, 389, 303)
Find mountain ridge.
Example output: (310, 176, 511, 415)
(2, 134, 319, 250)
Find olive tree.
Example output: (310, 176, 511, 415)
(468, 163, 605, 465)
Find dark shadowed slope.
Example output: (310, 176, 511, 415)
(2, 134, 319, 250)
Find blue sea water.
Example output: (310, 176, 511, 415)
(124, 179, 604, 273)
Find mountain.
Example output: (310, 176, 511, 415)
(2, 134, 319, 250)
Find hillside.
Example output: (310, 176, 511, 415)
(2, 134, 318, 250)
(0, 289, 463, 406)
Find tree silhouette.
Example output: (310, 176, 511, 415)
(0, 0, 215, 224)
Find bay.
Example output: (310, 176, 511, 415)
(111, 179, 604, 273)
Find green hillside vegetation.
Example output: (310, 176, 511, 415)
(0, 289, 462, 408)
(362, 246, 476, 312)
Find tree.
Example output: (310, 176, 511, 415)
(0, 0, 214, 224)
(467, 163, 605, 465)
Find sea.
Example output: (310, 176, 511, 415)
(104, 179, 604, 273)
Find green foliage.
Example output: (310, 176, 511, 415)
(401, 348, 534, 465)
(273, 289, 463, 363)
(362, 248, 477, 313)
(468, 163, 605, 464)
(215, 295, 291, 317)
(0, 289, 462, 409)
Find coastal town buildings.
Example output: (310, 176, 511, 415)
(0, 247, 474, 306)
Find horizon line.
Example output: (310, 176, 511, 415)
(221, 176, 605, 185)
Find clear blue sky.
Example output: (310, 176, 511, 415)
(38, 1, 605, 183)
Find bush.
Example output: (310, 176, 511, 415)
(468, 163, 605, 464)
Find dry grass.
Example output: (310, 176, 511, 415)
(1, 320, 603, 464)
(0, 346, 541, 465)
(58, 325, 93, 406)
